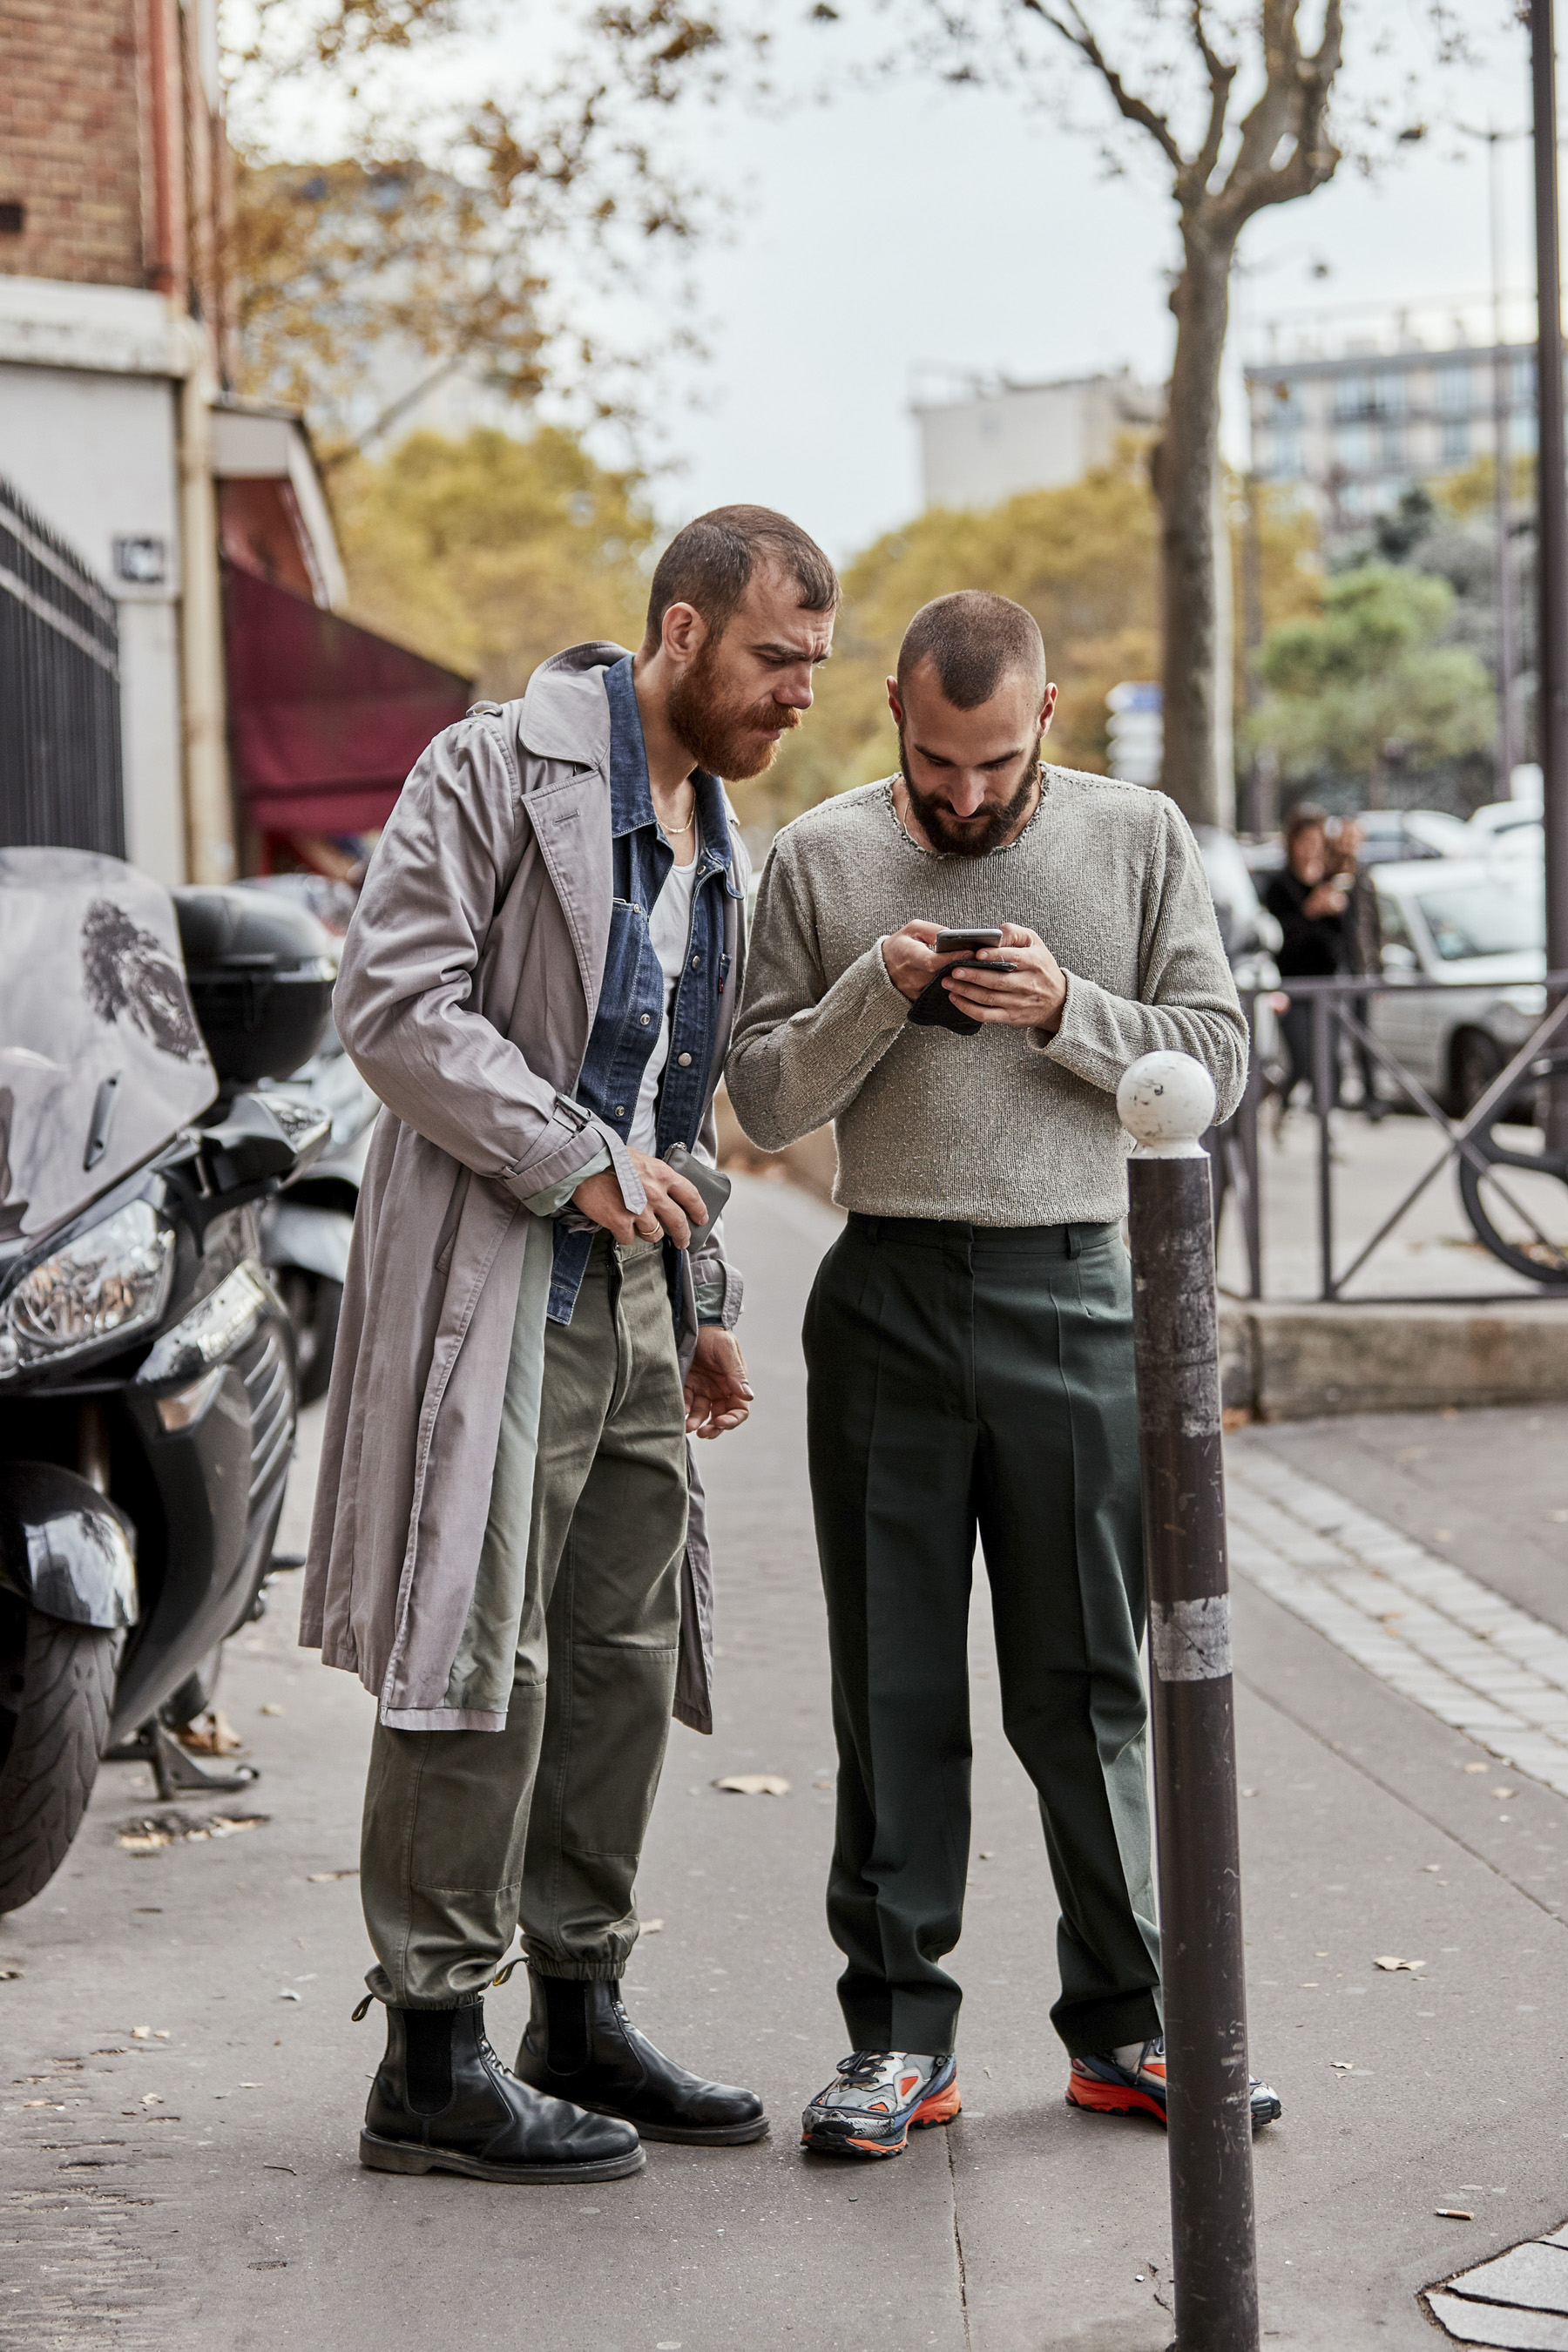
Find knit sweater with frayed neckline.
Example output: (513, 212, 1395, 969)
(727, 768, 1247, 1227)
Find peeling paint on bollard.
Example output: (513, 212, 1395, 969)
(1150, 1595, 1233, 1683)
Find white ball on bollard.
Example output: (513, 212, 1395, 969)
(1116, 1051, 1216, 1159)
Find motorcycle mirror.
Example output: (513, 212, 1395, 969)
(201, 1092, 328, 1197)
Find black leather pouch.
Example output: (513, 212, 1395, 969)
(907, 959, 987, 1036)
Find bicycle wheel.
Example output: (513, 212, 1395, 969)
(1457, 1049, 1568, 1285)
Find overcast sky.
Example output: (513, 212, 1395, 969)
(646, 38, 1542, 558)
(255, 3, 1547, 561)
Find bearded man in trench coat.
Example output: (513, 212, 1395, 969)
(301, 505, 839, 2185)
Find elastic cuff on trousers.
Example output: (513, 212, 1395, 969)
(363, 1967, 486, 2012)
(524, 1957, 633, 1984)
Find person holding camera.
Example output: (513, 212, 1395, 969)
(303, 506, 838, 2184)
(1262, 801, 1355, 1130)
(727, 591, 1279, 2158)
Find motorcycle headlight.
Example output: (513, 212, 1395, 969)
(0, 1201, 174, 1380)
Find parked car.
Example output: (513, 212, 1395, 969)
(1194, 827, 1281, 963)
(1368, 859, 1546, 1112)
(1348, 808, 1470, 865)
(0, 853, 335, 1911)
(1468, 805, 1545, 870)
(1239, 806, 1467, 881)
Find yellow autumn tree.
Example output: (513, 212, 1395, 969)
(333, 425, 657, 700)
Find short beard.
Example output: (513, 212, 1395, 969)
(666, 640, 801, 781)
(898, 735, 1042, 858)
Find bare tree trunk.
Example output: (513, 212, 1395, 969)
(1160, 226, 1235, 829)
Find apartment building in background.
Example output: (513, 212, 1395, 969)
(0, 0, 466, 886)
(1246, 301, 1542, 528)
(911, 366, 1163, 511)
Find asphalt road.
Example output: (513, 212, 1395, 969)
(3, 1174, 1567, 2352)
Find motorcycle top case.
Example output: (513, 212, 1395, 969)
(173, 887, 338, 1086)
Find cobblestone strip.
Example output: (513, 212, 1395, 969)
(1226, 1448, 1568, 1799)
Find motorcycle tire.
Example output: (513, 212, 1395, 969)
(0, 1599, 117, 1916)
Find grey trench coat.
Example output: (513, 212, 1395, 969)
(300, 643, 749, 1735)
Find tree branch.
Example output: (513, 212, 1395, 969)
(1017, 0, 1187, 172)
(1186, 2, 1236, 195)
(1212, 0, 1342, 236)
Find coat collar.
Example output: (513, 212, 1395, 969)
(514, 640, 628, 767)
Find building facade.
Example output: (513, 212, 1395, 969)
(0, 0, 466, 885)
(1246, 333, 1539, 527)
(912, 368, 1163, 511)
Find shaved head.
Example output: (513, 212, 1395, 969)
(896, 591, 1047, 713)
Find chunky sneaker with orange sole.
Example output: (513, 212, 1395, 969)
(1066, 2036, 1281, 2129)
(801, 2051, 961, 2159)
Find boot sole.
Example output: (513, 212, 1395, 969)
(358, 2130, 645, 2184)
(626, 2113, 770, 2146)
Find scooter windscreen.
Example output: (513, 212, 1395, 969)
(0, 849, 218, 1247)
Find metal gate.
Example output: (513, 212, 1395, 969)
(0, 473, 124, 856)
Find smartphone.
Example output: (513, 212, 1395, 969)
(933, 928, 1004, 954)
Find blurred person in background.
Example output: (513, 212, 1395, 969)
(1335, 816, 1387, 1122)
(1263, 802, 1348, 1132)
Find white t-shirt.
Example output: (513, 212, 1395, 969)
(628, 828, 702, 1152)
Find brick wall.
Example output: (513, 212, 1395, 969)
(0, 0, 145, 287)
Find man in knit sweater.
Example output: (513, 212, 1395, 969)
(727, 591, 1280, 2156)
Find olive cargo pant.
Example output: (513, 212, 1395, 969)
(803, 1213, 1161, 2060)
(360, 1236, 690, 2007)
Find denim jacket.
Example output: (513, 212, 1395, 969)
(546, 654, 739, 1323)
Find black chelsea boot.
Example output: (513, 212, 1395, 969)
(514, 1970, 768, 2146)
(361, 1997, 645, 2182)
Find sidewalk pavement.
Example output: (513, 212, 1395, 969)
(1214, 1105, 1548, 1303)
(3, 1174, 1566, 2352)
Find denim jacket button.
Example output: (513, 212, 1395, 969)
(639, 1012, 651, 1026)
(677, 1052, 693, 1068)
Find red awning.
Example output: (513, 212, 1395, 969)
(223, 563, 473, 834)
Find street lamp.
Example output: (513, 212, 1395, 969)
(1531, 0, 1568, 1151)
(1456, 122, 1524, 794)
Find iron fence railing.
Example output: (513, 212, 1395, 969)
(1219, 972, 1568, 1306)
(0, 473, 124, 857)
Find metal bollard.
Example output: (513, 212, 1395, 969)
(1118, 1051, 1260, 2352)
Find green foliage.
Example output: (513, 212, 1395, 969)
(333, 427, 656, 700)
(1250, 562, 1494, 792)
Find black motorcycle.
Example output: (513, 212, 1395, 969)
(0, 849, 337, 1914)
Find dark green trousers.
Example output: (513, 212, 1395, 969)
(803, 1213, 1161, 2060)
(359, 1237, 689, 2007)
